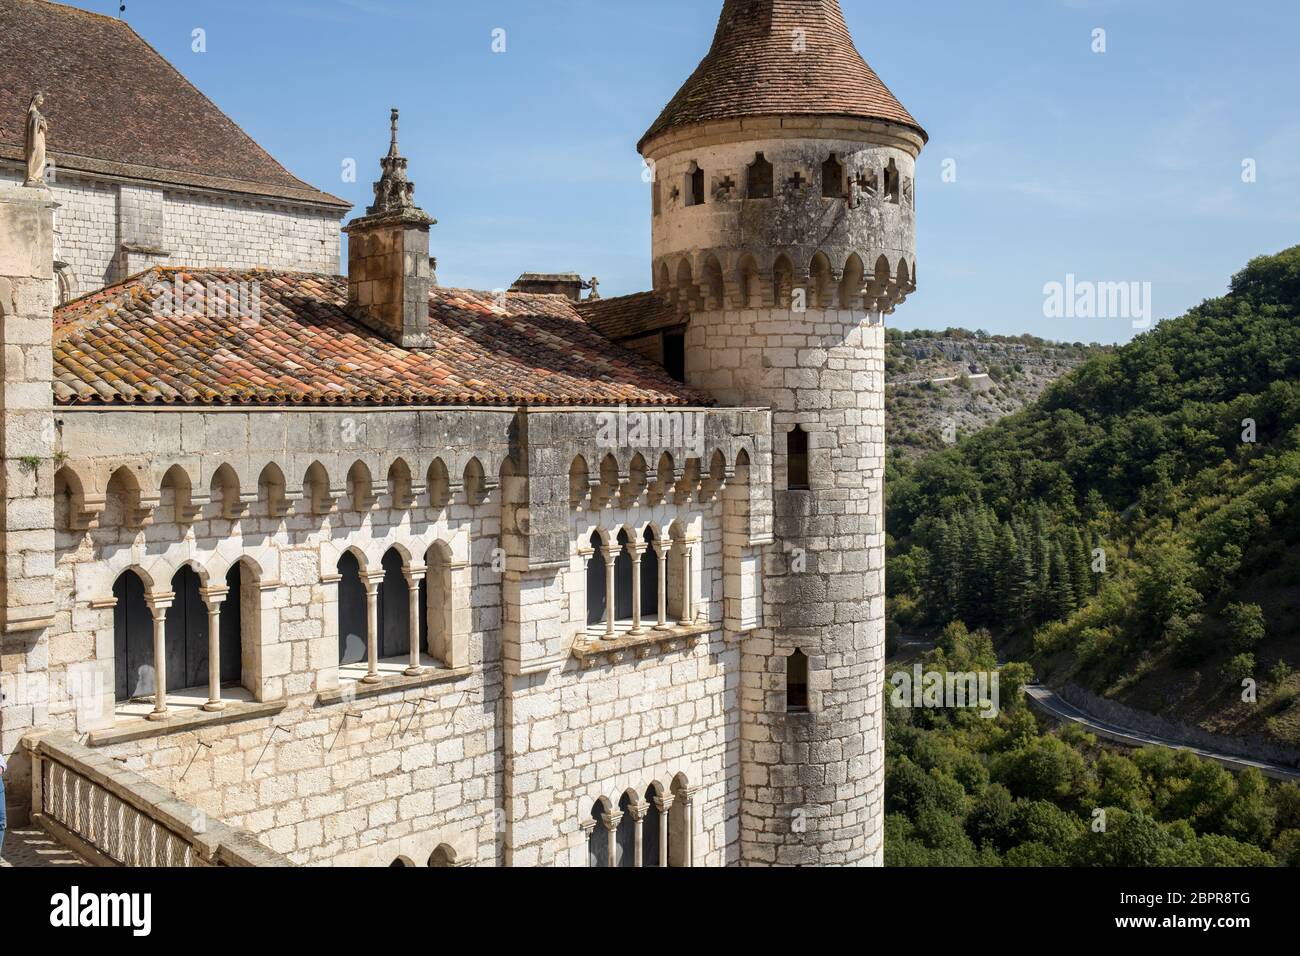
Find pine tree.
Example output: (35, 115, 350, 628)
(995, 523, 1020, 624)
(1049, 540, 1076, 618)
(1071, 527, 1093, 601)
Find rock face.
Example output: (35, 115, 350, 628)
(641, 0, 926, 865)
(885, 333, 1105, 460)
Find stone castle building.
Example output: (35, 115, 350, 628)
(0, 0, 924, 866)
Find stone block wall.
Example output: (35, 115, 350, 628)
(0, 184, 59, 825)
(0, 165, 345, 301)
(5, 403, 771, 865)
(687, 305, 888, 866)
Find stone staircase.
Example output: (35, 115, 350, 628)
(14, 732, 290, 868)
(0, 825, 90, 868)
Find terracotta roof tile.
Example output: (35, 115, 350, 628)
(639, 0, 925, 151)
(577, 291, 683, 343)
(0, 0, 347, 208)
(53, 269, 712, 408)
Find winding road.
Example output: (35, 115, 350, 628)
(1024, 684, 1300, 783)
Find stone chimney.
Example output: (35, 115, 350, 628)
(343, 109, 436, 347)
(508, 273, 590, 303)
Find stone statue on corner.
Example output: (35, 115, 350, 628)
(24, 92, 49, 187)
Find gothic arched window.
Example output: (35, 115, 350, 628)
(113, 570, 152, 702)
(616, 793, 637, 867)
(164, 566, 207, 691)
(614, 530, 634, 622)
(641, 527, 659, 619)
(337, 552, 367, 665)
(218, 563, 245, 687)
(377, 548, 409, 660)
(588, 801, 609, 867)
(586, 532, 607, 628)
(643, 784, 663, 867)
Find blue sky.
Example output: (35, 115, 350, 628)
(62, 0, 1300, 344)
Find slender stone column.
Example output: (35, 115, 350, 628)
(629, 544, 644, 635)
(404, 569, 425, 676)
(678, 541, 695, 627)
(363, 571, 383, 683)
(603, 544, 618, 638)
(200, 586, 228, 712)
(654, 543, 669, 629)
(655, 795, 673, 867)
(603, 811, 619, 867)
(681, 788, 696, 867)
(629, 800, 645, 867)
(145, 595, 173, 720)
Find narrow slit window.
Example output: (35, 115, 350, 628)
(787, 649, 809, 713)
(822, 153, 845, 198)
(689, 165, 706, 207)
(663, 332, 686, 383)
(747, 153, 773, 199)
(787, 426, 809, 491)
(885, 158, 901, 204)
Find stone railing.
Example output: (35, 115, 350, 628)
(23, 733, 289, 867)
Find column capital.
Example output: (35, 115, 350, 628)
(199, 585, 229, 608)
(145, 591, 175, 614)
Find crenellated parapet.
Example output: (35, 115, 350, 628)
(643, 117, 922, 318)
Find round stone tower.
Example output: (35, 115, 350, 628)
(638, 0, 926, 866)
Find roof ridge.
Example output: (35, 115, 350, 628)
(108, 11, 332, 198)
(52, 267, 712, 409)
(20, 0, 123, 25)
(0, 0, 349, 207)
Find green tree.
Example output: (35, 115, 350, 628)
(992, 736, 1087, 803)
(1070, 811, 1178, 867)
(1225, 602, 1267, 653)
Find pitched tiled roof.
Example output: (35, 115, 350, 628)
(577, 292, 683, 343)
(639, 0, 925, 151)
(0, 0, 348, 208)
(52, 269, 712, 408)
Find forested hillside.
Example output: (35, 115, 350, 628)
(885, 623, 1300, 866)
(886, 246, 1300, 743)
